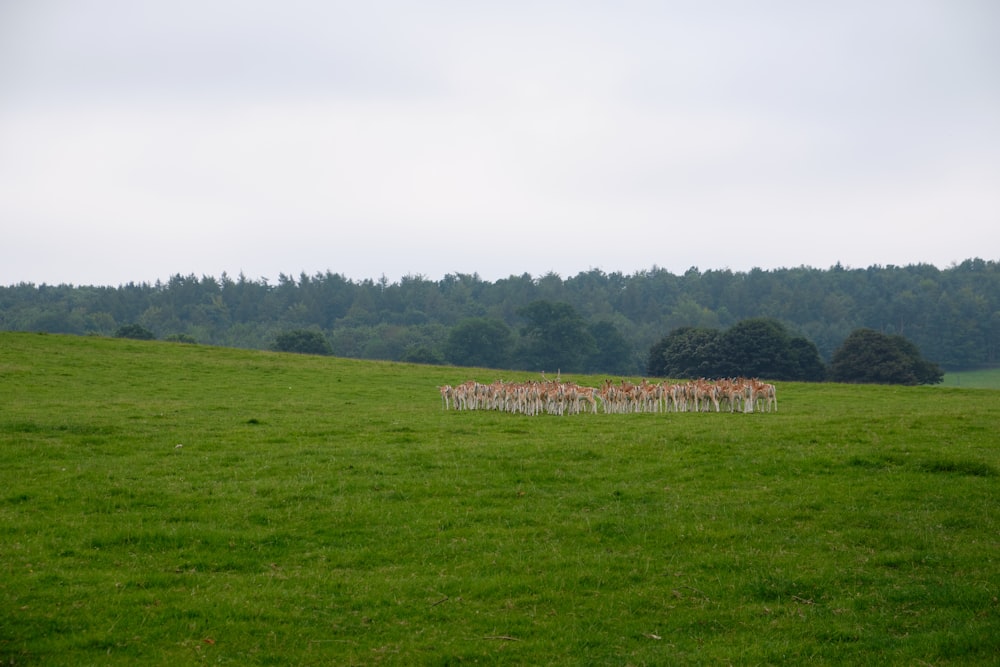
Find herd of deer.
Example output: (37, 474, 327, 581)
(438, 377, 777, 415)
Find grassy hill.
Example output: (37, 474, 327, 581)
(1, 332, 998, 665)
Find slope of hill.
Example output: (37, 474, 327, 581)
(2, 332, 998, 664)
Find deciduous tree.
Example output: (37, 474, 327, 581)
(647, 326, 724, 378)
(829, 328, 942, 385)
(445, 318, 513, 369)
(517, 301, 596, 372)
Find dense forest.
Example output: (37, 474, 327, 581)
(2, 258, 998, 374)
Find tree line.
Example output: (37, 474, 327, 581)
(2, 258, 998, 374)
(646, 318, 942, 385)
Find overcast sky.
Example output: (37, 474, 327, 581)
(1, 1, 998, 287)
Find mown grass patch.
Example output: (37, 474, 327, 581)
(942, 366, 1000, 389)
(1, 332, 998, 665)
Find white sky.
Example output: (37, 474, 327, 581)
(1, 0, 998, 287)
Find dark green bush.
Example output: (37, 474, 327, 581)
(272, 330, 332, 355)
(113, 324, 155, 340)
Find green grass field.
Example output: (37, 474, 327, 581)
(942, 367, 1000, 389)
(2, 332, 998, 665)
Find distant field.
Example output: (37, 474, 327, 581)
(1, 332, 998, 665)
(941, 366, 1000, 389)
